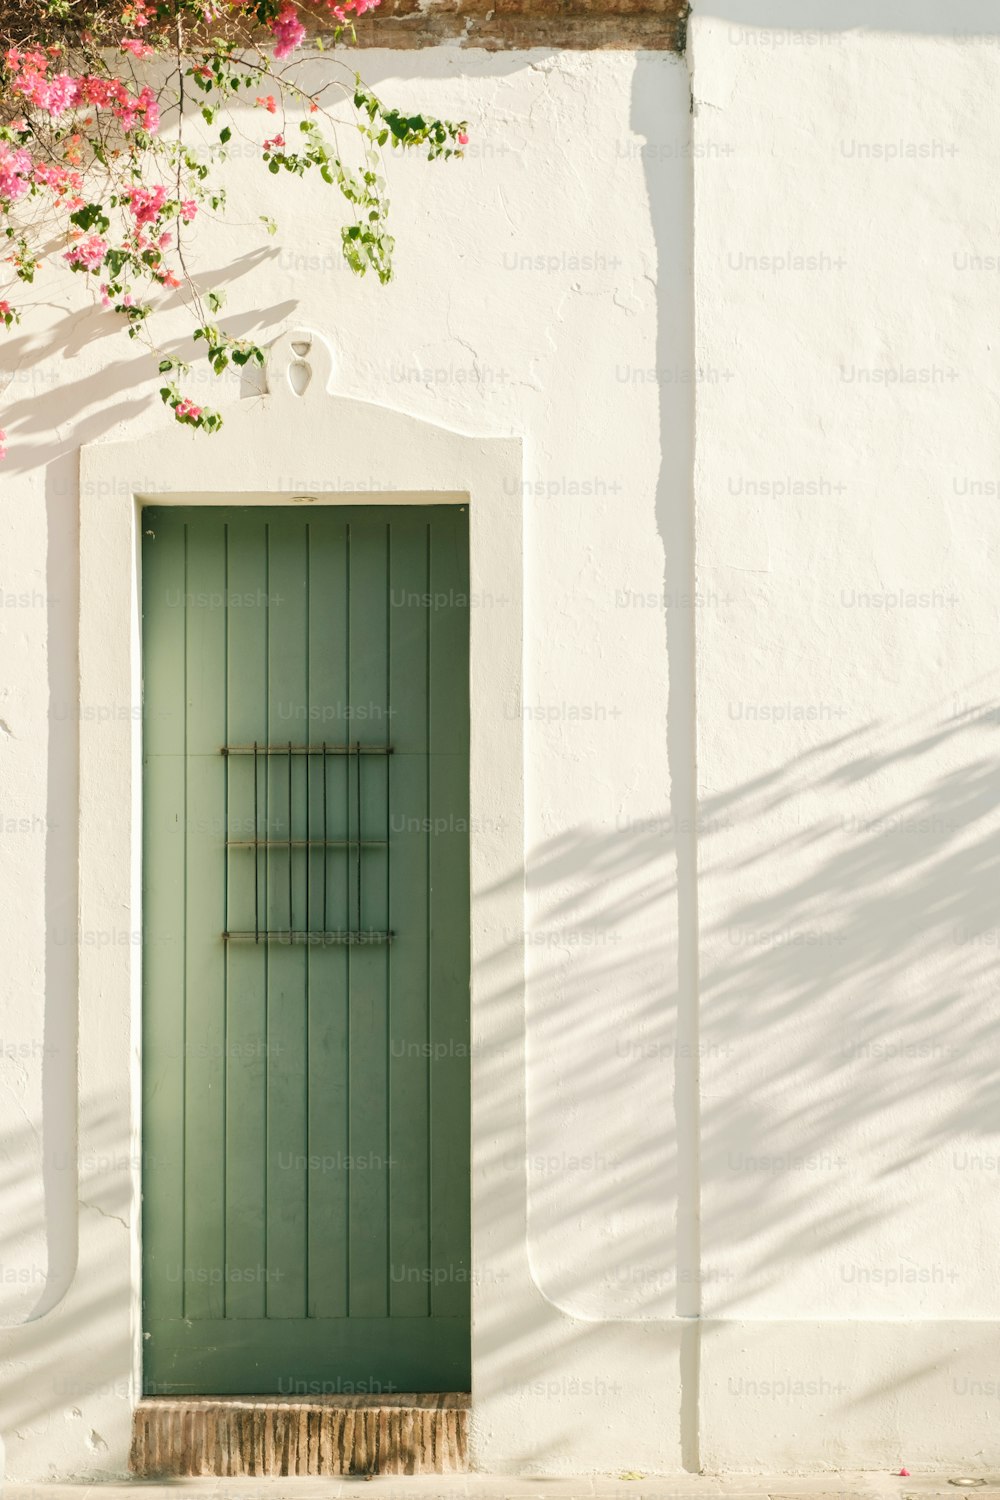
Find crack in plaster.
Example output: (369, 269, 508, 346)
(80, 1199, 128, 1232)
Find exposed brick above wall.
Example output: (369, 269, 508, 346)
(344, 0, 688, 52)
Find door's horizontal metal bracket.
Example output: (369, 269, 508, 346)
(223, 930, 394, 946)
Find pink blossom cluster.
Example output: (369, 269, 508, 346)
(64, 233, 108, 271)
(268, 0, 381, 55)
(121, 0, 153, 28)
(0, 143, 33, 204)
(0, 0, 438, 465)
(5, 48, 159, 132)
(127, 184, 167, 225)
(325, 0, 381, 24)
(270, 7, 307, 57)
(32, 160, 84, 198)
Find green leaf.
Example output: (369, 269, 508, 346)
(70, 203, 110, 234)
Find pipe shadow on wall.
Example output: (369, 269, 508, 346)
(632, 47, 700, 1471)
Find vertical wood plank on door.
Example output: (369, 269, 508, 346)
(347, 516, 390, 1319)
(182, 514, 229, 1320)
(388, 516, 431, 1316)
(225, 516, 269, 1320)
(306, 513, 350, 1320)
(428, 510, 471, 1316)
(265, 515, 309, 1319)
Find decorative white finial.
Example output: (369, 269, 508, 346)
(266, 327, 334, 401)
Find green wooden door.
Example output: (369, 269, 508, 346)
(141, 505, 470, 1396)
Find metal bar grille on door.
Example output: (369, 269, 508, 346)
(220, 742, 394, 945)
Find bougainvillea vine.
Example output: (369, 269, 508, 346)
(0, 1, 469, 455)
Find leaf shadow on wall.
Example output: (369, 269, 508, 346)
(471, 698, 1000, 1473)
(0, 253, 289, 476)
(0, 262, 296, 1365)
(0, 1094, 136, 1468)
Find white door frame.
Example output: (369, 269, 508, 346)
(73, 329, 526, 1472)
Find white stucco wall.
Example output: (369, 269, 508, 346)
(0, 47, 693, 1480)
(692, 0, 1000, 1474)
(4, 2, 1000, 1482)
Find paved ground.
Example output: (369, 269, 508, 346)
(5, 1474, 1000, 1499)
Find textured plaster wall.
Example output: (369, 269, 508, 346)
(0, 48, 693, 1479)
(4, 3, 1000, 1482)
(692, 1, 1000, 1474)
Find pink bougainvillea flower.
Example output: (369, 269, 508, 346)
(17, 69, 80, 117)
(255, 95, 278, 114)
(175, 398, 202, 421)
(0, 143, 33, 203)
(33, 160, 74, 192)
(109, 81, 159, 133)
(121, 38, 154, 58)
(263, 134, 285, 152)
(139, 87, 160, 133)
(126, 183, 167, 225)
(0, 430, 7, 462)
(179, 199, 197, 222)
(324, 0, 380, 17)
(122, 0, 152, 27)
(458, 131, 468, 145)
(325, 0, 381, 20)
(269, 6, 307, 58)
(64, 233, 108, 271)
